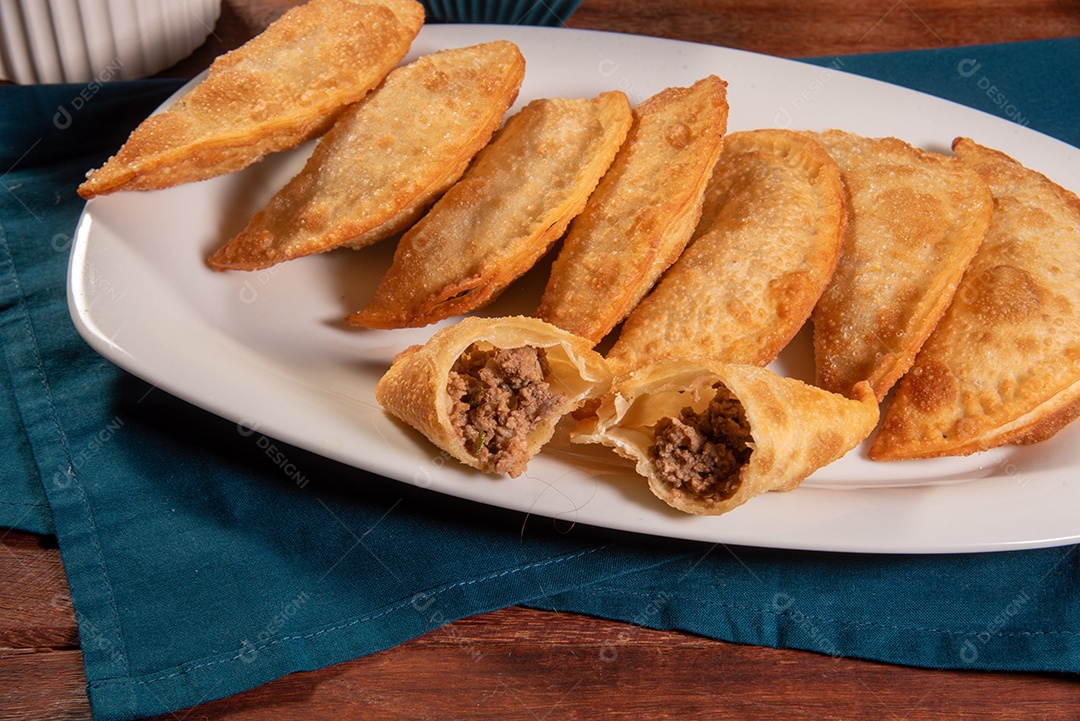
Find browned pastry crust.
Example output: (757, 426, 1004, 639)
(810, 130, 993, 401)
(349, 91, 631, 328)
(871, 138, 1080, 460)
(535, 75, 729, 344)
(78, 0, 424, 198)
(208, 40, 526, 271)
(607, 129, 845, 371)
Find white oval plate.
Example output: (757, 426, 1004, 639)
(70, 25, 1080, 553)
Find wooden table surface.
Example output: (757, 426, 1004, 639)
(4, 1, 1080, 719)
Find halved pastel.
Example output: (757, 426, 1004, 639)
(573, 360, 878, 516)
(376, 316, 611, 477)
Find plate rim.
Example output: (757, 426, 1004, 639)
(69, 23, 1080, 554)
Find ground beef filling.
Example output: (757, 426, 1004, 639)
(447, 345, 566, 476)
(648, 384, 754, 504)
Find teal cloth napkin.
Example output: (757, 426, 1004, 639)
(421, 0, 582, 24)
(2, 37, 1079, 721)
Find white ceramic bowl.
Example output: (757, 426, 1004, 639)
(0, 0, 222, 84)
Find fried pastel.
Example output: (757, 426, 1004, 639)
(870, 138, 1080, 460)
(348, 92, 633, 328)
(810, 130, 993, 400)
(208, 41, 526, 271)
(535, 76, 729, 344)
(78, 0, 424, 198)
(572, 361, 878, 516)
(607, 129, 844, 371)
(376, 316, 611, 477)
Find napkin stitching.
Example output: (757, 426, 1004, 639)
(576, 587, 1080, 636)
(0, 498, 50, 507)
(120, 544, 611, 686)
(0, 228, 133, 676)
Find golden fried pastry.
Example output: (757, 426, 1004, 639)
(208, 41, 526, 271)
(810, 130, 993, 400)
(607, 129, 845, 371)
(870, 138, 1080, 460)
(78, 0, 424, 198)
(348, 92, 633, 328)
(535, 76, 729, 344)
(376, 316, 611, 477)
(572, 361, 878, 516)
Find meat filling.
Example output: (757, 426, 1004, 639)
(447, 344, 566, 476)
(648, 383, 754, 504)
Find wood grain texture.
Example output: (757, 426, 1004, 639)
(144, 612, 1080, 721)
(161, 0, 1080, 78)
(0, 649, 89, 721)
(0, 531, 77, 650)
(567, 0, 1080, 57)
(4, 529, 1080, 721)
